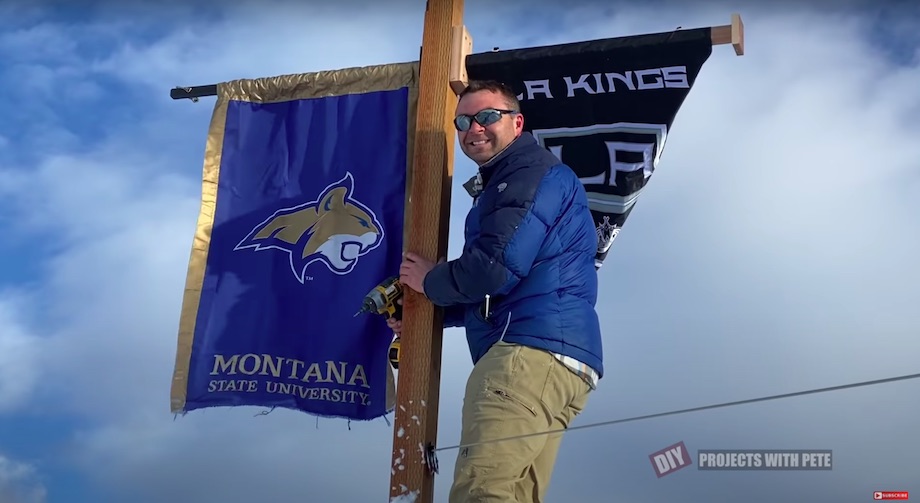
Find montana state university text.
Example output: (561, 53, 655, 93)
(208, 354, 372, 406)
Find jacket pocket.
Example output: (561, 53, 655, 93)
(485, 386, 537, 417)
(471, 302, 494, 327)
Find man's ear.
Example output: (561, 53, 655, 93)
(514, 113, 524, 134)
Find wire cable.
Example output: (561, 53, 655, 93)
(434, 371, 920, 452)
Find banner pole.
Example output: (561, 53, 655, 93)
(711, 13, 744, 55)
(166, 14, 742, 102)
(389, 0, 465, 501)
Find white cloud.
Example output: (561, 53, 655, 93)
(0, 150, 201, 418)
(0, 1, 918, 502)
(90, 2, 427, 96)
(0, 295, 40, 412)
(0, 454, 46, 503)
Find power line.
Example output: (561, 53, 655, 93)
(434, 371, 920, 453)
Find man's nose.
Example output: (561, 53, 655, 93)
(468, 120, 486, 133)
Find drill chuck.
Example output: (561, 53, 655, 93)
(354, 298, 377, 317)
(355, 278, 400, 317)
(356, 290, 386, 316)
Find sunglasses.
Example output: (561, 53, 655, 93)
(453, 108, 518, 132)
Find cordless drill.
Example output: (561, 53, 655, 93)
(355, 275, 403, 369)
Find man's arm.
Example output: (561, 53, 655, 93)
(423, 168, 564, 306)
(442, 305, 465, 328)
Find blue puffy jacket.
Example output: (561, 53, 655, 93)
(423, 132, 604, 379)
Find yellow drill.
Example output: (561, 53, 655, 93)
(355, 275, 404, 369)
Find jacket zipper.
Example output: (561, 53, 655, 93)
(498, 312, 511, 342)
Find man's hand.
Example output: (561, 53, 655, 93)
(399, 252, 441, 295)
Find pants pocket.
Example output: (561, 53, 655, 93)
(484, 385, 538, 417)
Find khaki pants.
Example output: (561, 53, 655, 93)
(449, 341, 592, 503)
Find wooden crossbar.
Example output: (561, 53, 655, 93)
(711, 13, 745, 55)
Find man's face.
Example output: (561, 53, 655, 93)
(455, 90, 523, 165)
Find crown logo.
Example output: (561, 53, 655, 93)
(596, 216, 620, 254)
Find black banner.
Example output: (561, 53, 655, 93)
(466, 28, 713, 268)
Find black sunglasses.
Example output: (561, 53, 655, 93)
(453, 108, 518, 132)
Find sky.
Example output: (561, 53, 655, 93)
(0, 0, 918, 502)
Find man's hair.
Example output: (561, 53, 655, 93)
(459, 80, 521, 111)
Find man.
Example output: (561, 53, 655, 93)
(393, 79, 603, 502)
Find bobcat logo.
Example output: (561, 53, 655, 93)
(234, 172, 384, 282)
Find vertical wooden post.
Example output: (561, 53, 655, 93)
(389, 0, 464, 502)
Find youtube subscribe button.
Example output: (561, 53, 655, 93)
(874, 492, 909, 500)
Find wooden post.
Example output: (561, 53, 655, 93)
(389, 0, 466, 502)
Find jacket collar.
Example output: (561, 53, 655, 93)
(462, 132, 538, 200)
(478, 132, 535, 180)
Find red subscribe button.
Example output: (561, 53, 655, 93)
(874, 492, 909, 500)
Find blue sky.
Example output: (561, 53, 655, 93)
(1, 1, 918, 502)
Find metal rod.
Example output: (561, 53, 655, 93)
(167, 14, 743, 102)
(170, 84, 217, 100)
